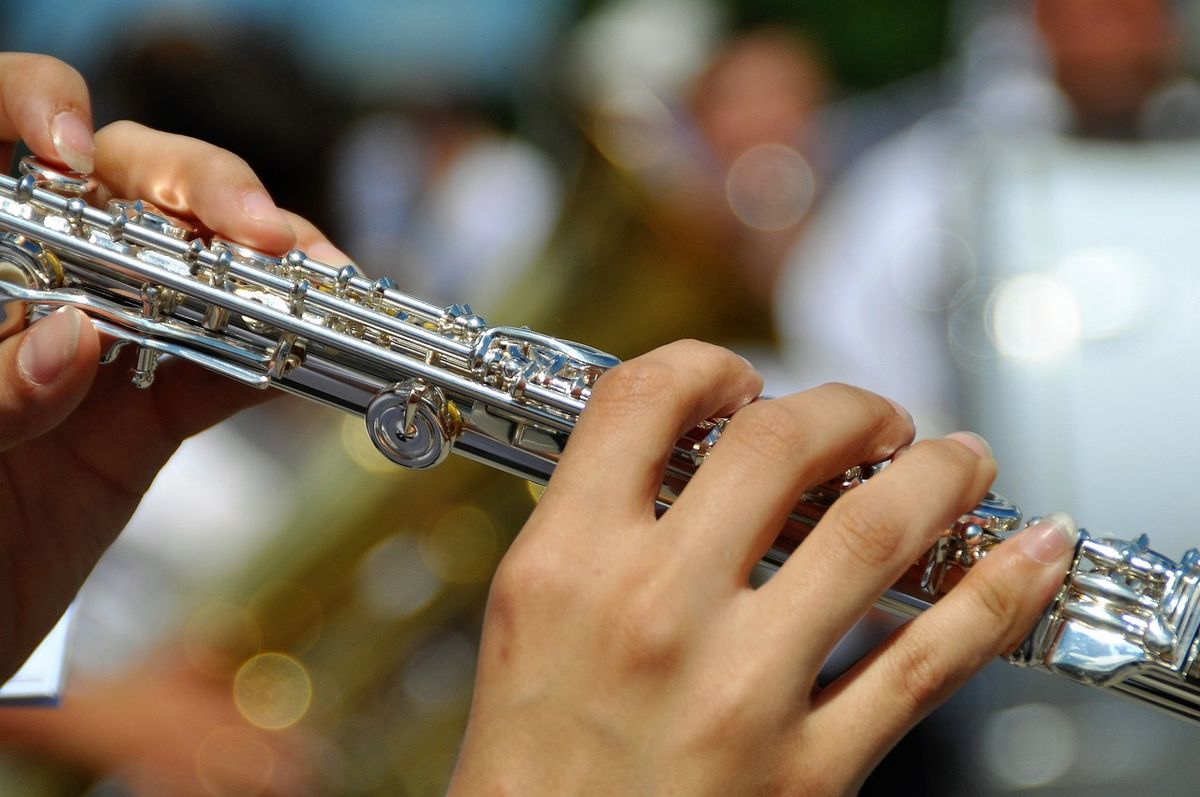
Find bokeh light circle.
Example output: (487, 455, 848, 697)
(989, 273, 1081, 361)
(419, 505, 501, 584)
(195, 725, 275, 797)
(981, 702, 1078, 788)
(358, 533, 442, 620)
(725, 143, 815, 231)
(233, 652, 313, 731)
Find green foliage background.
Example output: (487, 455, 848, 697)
(733, 0, 951, 89)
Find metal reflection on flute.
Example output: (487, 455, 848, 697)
(2, 157, 1199, 723)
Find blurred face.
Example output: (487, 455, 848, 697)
(1036, 0, 1180, 127)
(690, 32, 827, 167)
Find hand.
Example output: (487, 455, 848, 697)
(0, 54, 348, 681)
(449, 340, 1078, 795)
(0, 652, 323, 796)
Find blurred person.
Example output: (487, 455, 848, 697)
(505, 24, 832, 361)
(774, 0, 1197, 435)
(0, 51, 1085, 797)
(692, 29, 829, 166)
(1037, 0, 1187, 138)
(679, 27, 831, 312)
(773, 0, 1200, 792)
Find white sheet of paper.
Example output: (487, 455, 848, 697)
(0, 606, 72, 704)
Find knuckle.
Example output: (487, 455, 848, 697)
(603, 566, 692, 673)
(811, 380, 873, 408)
(213, 150, 256, 182)
(661, 337, 721, 360)
(813, 381, 877, 411)
(482, 564, 520, 633)
(826, 495, 905, 569)
(611, 592, 684, 673)
(914, 437, 982, 481)
(730, 383, 903, 466)
(590, 357, 679, 412)
(727, 398, 812, 461)
(963, 569, 1018, 636)
(904, 438, 995, 509)
(815, 381, 901, 437)
(660, 339, 749, 380)
(892, 640, 951, 714)
(484, 548, 554, 654)
(281, 210, 318, 237)
(181, 140, 256, 189)
(94, 118, 143, 142)
(489, 542, 568, 615)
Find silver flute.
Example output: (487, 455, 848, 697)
(1, 157, 1198, 723)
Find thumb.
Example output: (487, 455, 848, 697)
(0, 307, 100, 450)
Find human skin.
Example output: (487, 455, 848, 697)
(0, 53, 348, 682)
(448, 341, 1078, 796)
(0, 53, 1078, 796)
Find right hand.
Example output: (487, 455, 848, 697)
(451, 340, 1078, 795)
(0, 53, 348, 681)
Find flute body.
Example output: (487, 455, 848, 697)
(2, 158, 1199, 723)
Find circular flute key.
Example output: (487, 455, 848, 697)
(365, 380, 461, 469)
(19, 155, 98, 196)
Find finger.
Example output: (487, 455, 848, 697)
(144, 358, 277, 442)
(547, 340, 762, 519)
(668, 384, 913, 578)
(758, 432, 996, 672)
(92, 121, 295, 253)
(0, 292, 24, 340)
(0, 307, 99, 451)
(279, 210, 353, 265)
(85, 347, 274, 452)
(35, 345, 275, 511)
(0, 53, 93, 173)
(807, 513, 1079, 786)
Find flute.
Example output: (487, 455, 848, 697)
(2, 157, 1199, 723)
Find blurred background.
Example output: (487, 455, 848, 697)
(4, 0, 1200, 793)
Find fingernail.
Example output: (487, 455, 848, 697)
(945, 430, 992, 459)
(241, 190, 290, 230)
(1017, 511, 1079, 565)
(17, 307, 80, 386)
(50, 112, 94, 174)
(308, 241, 351, 265)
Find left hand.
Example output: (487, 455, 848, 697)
(0, 62, 348, 680)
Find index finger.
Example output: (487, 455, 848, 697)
(0, 53, 94, 173)
(93, 120, 295, 253)
(547, 340, 762, 520)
